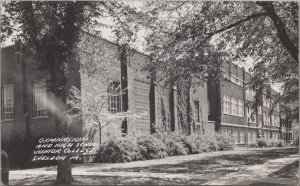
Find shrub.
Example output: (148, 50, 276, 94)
(96, 136, 138, 163)
(180, 135, 197, 154)
(196, 136, 212, 152)
(277, 139, 286, 147)
(267, 139, 278, 147)
(215, 132, 235, 151)
(190, 132, 221, 153)
(136, 135, 168, 160)
(257, 138, 268, 147)
(164, 139, 187, 156)
(256, 138, 286, 148)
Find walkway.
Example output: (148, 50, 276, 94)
(10, 147, 299, 185)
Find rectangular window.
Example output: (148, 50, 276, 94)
(223, 95, 231, 114)
(108, 82, 121, 114)
(238, 99, 244, 117)
(231, 97, 237, 115)
(263, 95, 267, 107)
(246, 89, 251, 101)
(233, 129, 238, 143)
(33, 80, 47, 117)
(240, 130, 245, 143)
(194, 101, 200, 122)
(1, 84, 14, 120)
(247, 107, 256, 123)
(263, 112, 267, 125)
(258, 106, 262, 115)
(253, 130, 257, 143)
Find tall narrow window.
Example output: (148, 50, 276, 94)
(108, 82, 121, 113)
(194, 100, 200, 122)
(1, 84, 14, 120)
(231, 97, 237, 115)
(263, 95, 267, 107)
(238, 99, 244, 117)
(258, 106, 262, 115)
(223, 95, 231, 114)
(33, 80, 47, 117)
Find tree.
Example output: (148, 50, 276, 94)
(135, 1, 298, 125)
(67, 34, 143, 144)
(67, 77, 142, 145)
(1, 1, 140, 184)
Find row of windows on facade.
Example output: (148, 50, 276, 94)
(1, 81, 47, 120)
(222, 69, 280, 111)
(223, 128, 257, 144)
(1, 81, 122, 120)
(246, 89, 280, 110)
(223, 95, 280, 127)
(223, 127, 280, 144)
(246, 110, 280, 127)
(223, 95, 244, 117)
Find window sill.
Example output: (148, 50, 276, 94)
(1, 119, 15, 122)
(31, 116, 49, 120)
(224, 113, 244, 118)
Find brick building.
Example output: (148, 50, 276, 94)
(1, 32, 292, 156)
(208, 61, 288, 145)
(1, 33, 210, 151)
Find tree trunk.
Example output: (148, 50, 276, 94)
(56, 154, 72, 184)
(200, 108, 205, 134)
(55, 104, 73, 184)
(120, 44, 128, 134)
(257, 2, 299, 63)
(99, 127, 102, 145)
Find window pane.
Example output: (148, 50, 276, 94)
(108, 82, 121, 113)
(33, 80, 47, 117)
(1, 84, 14, 120)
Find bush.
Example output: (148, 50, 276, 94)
(164, 139, 187, 156)
(215, 132, 235, 151)
(257, 138, 268, 147)
(180, 135, 197, 154)
(96, 130, 237, 163)
(198, 133, 220, 152)
(96, 136, 138, 163)
(256, 138, 287, 148)
(277, 139, 286, 147)
(136, 135, 168, 160)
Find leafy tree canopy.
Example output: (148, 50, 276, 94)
(133, 1, 298, 119)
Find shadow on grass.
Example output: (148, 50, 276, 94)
(73, 175, 207, 185)
(269, 160, 299, 179)
(10, 174, 56, 185)
(105, 148, 298, 177)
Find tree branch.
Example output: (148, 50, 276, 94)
(256, 1, 298, 63)
(204, 12, 269, 42)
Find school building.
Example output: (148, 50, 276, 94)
(1, 32, 293, 155)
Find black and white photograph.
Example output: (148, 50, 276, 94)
(0, 0, 299, 185)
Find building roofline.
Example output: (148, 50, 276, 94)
(1, 44, 14, 50)
(81, 30, 149, 58)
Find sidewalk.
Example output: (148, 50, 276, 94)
(204, 154, 299, 185)
(10, 147, 299, 185)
